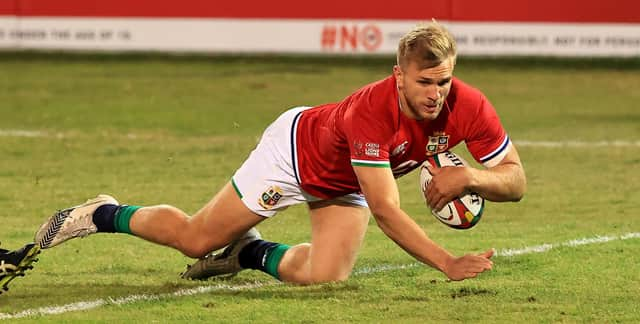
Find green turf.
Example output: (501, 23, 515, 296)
(0, 53, 639, 322)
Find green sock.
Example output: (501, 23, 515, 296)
(114, 205, 142, 234)
(264, 244, 290, 280)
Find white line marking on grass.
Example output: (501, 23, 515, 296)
(352, 263, 420, 276)
(494, 232, 640, 257)
(0, 130, 46, 138)
(3, 231, 639, 320)
(1, 129, 638, 148)
(1, 232, 639, 320)
(0, 282, 271, 320)
(514, 140, 640, 148)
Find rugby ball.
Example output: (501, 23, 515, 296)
(419, 151, 484, 229)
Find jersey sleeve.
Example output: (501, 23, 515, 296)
(342, 92, 395, 168)
(463, 94, 511, 168)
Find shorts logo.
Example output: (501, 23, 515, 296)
(258, 185, 283, 209)
(426, 132, 449, 156)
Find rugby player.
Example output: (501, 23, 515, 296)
(35, 21, 526, 284)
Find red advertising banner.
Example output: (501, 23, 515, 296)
(1, 1, 639, 56)
(1, 0, 639, 23)
(0, 1, 18, 15)
(1, 0, 448, 20)
(451, 0, 640, 23)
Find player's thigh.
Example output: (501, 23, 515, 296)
(187, 182, 265, 255)
(308, 201, 370, 280)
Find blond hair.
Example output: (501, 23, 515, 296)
(397, 20, 457, 69)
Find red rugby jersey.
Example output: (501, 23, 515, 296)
(294, 75, 509, 199)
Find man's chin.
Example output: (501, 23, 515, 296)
(421, 111, 441, 121)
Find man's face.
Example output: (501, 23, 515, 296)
(394, 57, 455, 121)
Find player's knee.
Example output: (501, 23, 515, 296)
(180, 243, 211, 259)
(308, 274, 350, 284)
(306, 269, 351, 284)
(176, 230, 227, 258)
(180, 231, 236, 258)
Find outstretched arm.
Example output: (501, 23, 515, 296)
(353, 165, 493, 281)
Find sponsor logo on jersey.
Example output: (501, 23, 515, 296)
(258, 185, 283, 209)
(365, 143, 380, 157)
(426, 132, 449, 156)
(391, 141, 408, 157)
(353, 140, 365, 156)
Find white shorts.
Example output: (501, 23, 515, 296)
(232, 107, 368, 217)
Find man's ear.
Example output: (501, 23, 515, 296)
(393, 65, 403, 89)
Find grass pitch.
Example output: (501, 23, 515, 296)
(0, 53, 639, 322)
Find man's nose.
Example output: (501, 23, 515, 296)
(426, 84, 441, 101)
